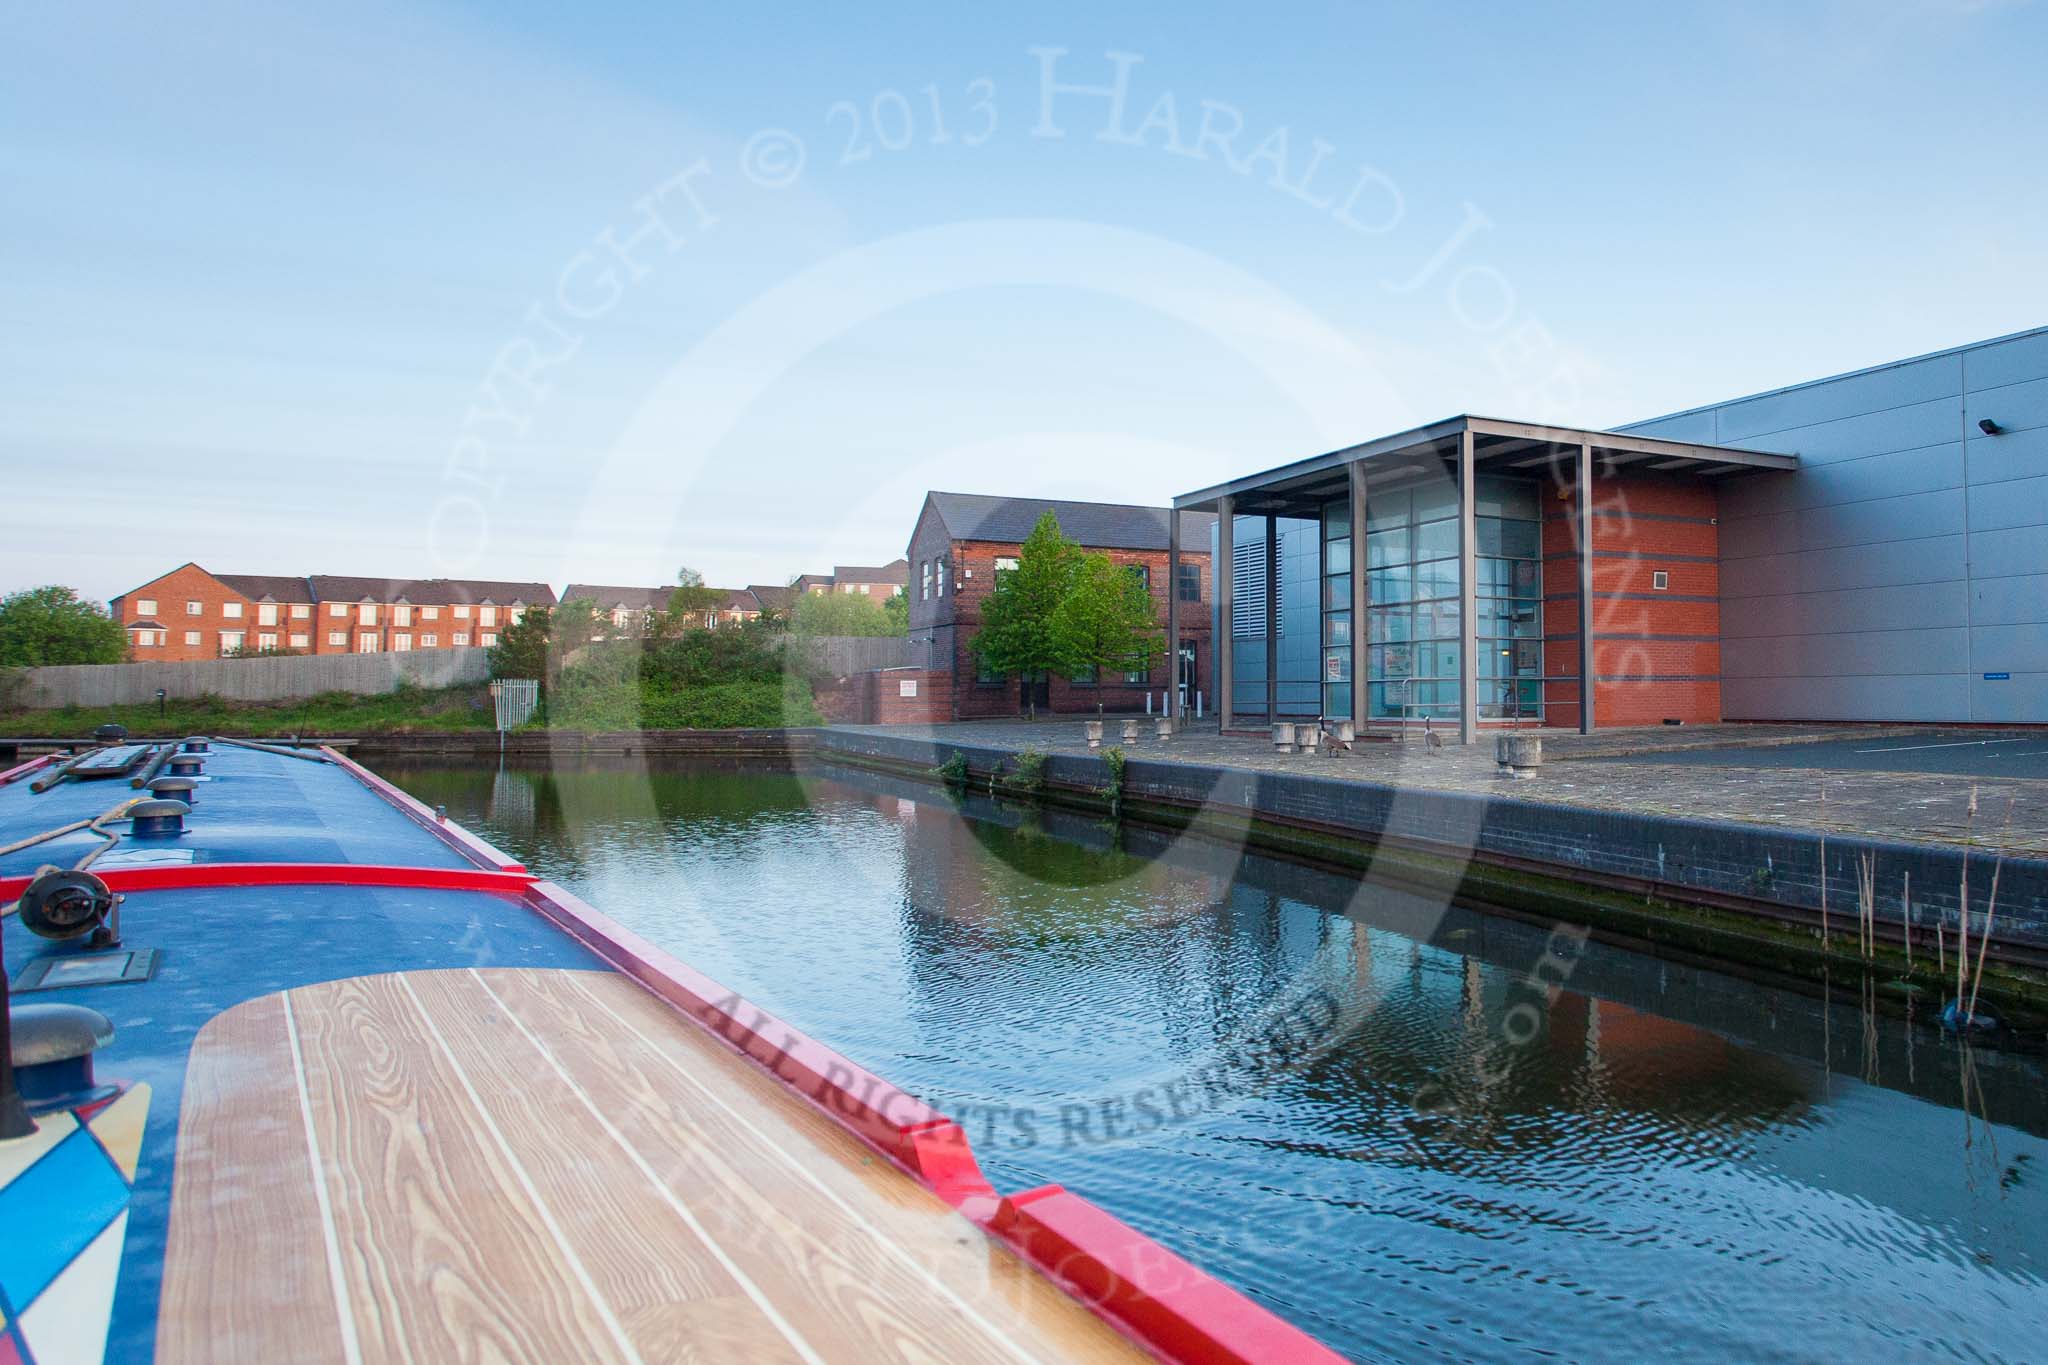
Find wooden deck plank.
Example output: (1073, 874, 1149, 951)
(292, 972, 637, 1364)
(158, 992, 351, 1365)
(161, 968, 1150, 1364)
(539, 969, 1152, 1362)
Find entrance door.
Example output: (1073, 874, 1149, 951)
(1019, 670, 1050, 714)
(1176, 640, 1198, 707)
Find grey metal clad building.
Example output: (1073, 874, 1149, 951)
(1622, 325, 2048, 723)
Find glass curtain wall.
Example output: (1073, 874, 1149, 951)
(1332, 474, 1543, 722)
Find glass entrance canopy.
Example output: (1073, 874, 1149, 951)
(1164, 416, 1797, 743)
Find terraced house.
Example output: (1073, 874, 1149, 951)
(110, 566, 556, 661)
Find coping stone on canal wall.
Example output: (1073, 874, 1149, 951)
(812, 728, 2048, 949)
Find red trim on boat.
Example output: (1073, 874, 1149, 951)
(319, 745, 526, 873)
(0, 752, 60, 787)
(0, 862, 536, 904)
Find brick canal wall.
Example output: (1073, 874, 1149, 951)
(810, 727, 2048, 952)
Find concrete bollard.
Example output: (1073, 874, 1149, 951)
(1155, 715, 1174, 740)
(1084, 720, 1104, 749)
(1328, 719, 1355, 744)
(1121, 718, 1141, 745)
(1298, 724, 1321, 755)
(1495, 733, 1543, 778)
(1272, 722, 1296, 754)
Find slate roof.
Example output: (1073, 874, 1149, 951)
(747, 584, 796, 611)
(308, 576, 557, 606)
(921, 493, 1217, 552)
(829, 559, 908, 585)
(215, 573, 315, 602)
(562, 584, 673, 610)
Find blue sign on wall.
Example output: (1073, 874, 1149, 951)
(1983, 672, 2011, 681)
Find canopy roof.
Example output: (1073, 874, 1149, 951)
(1173, 415, 1797, 516)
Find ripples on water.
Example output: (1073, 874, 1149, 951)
(391, 759, 2048, 1362)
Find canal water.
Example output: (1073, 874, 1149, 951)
(388, 758, 2047, 1363)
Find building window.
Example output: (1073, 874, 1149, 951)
(357, 633, 379, 652)
(420, 633, 438, 647)
(1652, 570, 1670, 591)
(258, 632, 278, 650)
(329, 603, 347, 617)
(509, 607, 524, 623)
(257, 603, 278, 625)
(920, 561, 931, 600)
(421, 606, 439, 620)
(1069, 665, 1097, 685)
(184, 630, 201, 646)
(394, 605, 412, 627)
(393, 633, 412, 651)
(222, 602, 243, 619)
(478, 606, 496, 626)
(1124, 662, 1148, 684)
(135, 630, 160, 648)
(1177, 562, 1201, 602)
(976, 655, 1003, 684)
(291, 603, 310, 619)
(935, 561, 946, 597)
(994, 556, 1019, 578)
(479, 632, 497, 646)
(1127, 564, 1149, 591)
(137, 598, 157, 616)
(219, 631, 244, 653)
(290, 633, 309, 648)
(454, 605, 471, 619)
(358, 603, 377, 625)
(452, 632, 470, 646)
(327, 630, 347, 646)
(186, 600, 202, 615)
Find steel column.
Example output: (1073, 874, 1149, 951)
(1349, 459, 1368, 732)
(1166, 507, 1181, 720)
(1458, 428, 1478, 745)
(1216, 496, 1233, 727)
(1264, 514, 1279, 727)
(1578, 441, 1595, 734)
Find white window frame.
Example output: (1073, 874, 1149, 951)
(329, 602, 348, 618)
(357, 632, 380, 653)
(393, 605, 412, 626)
(184, 630, 201, 646)
(358, 602, 377, 625)
(222, 602, 243, 619)
(452, 632, 470, 646)
(421, 606, 439, 620)
(419, 633, 438, 648)
(257, 603, 278, 625)
(291, 603, 311, 619)
(328, 631, 347, 646)
(479, 606, 497, 627)
(137, 598, 157, 616)
(392, 633, 412, 651)
(454, 605, 471, 619)
(479, 631, 498, 647)
(289, 633, 309, 649)
(219, 630, 245, 653)
(186, 600, 203, 615)
(257, 632, 278, 650)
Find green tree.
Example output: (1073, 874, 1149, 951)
(0, 586, 128, 666)
(1048, 554, 1163, 714)
(880, 590, 908, 635)
(487, 604, 552, 681)
(971, 511, 1079, 717)
(789, 590, 895, 637)
(662, 565, 725, 634)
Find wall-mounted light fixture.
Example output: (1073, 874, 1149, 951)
(1979, 418, 2004, 436)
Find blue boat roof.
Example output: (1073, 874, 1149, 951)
(0, 744, 476, 879)
(1, 745, 601, 1361)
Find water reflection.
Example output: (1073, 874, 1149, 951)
(387, 758, 2048, 1362)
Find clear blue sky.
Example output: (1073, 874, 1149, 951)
(7, 1, 2044, 602)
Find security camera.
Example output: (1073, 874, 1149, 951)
(1979, 418, 2003, 436)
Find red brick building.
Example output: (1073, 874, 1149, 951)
(906, 492, 1216, 719)
(110, 565, 556, 661)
